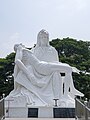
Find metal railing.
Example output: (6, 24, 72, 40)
(0, 98, 5, 120)
(75, 98, 90, 120)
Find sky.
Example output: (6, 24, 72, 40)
(0, 0, 90, 58)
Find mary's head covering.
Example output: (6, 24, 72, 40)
(36, 29, 49, 47)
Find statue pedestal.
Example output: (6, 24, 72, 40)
(5, 96, 75, 118)
(5, 96, 28, 118)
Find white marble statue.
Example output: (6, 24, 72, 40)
(32, 30, 84, 97)
(7, 29, 84, 107)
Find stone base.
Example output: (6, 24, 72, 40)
(5, 96, 75, 118)
(5, 107, 28, 118)
(28, 107, 53, 118)
(5, 105, 75, 118)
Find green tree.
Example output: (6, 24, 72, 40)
(0, 53, 15, 97)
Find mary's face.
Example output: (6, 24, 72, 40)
(39, 34, 49, 46)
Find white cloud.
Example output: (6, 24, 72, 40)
(0, 32, 21, 58)
(10, 32, 20, 41)
(0, 0, 90, 57)
(56, 0, 88, 13)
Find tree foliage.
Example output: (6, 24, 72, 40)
(0, 53, 15, 98)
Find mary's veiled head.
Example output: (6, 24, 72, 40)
(37, 29, 49, 47)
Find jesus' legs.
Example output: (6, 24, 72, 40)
(15, 59, 46, 87)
